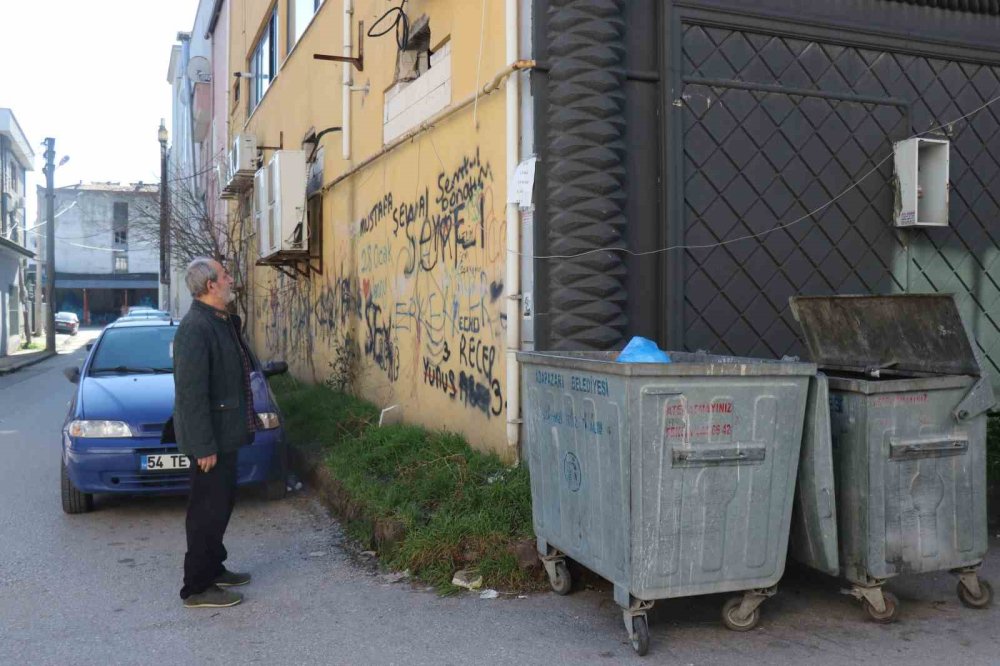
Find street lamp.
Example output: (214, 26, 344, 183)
(158, 119, 170, 310)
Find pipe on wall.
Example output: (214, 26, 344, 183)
(343, 0, 353, 160)
(505, 0, 522, 460)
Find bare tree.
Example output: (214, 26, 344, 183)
(131, 155, 254, 327)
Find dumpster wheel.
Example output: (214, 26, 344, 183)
(862, 590, 899, 623)
(957, 578, 993, 609)
(630, 615, 649, 656)
(548, 560, 572, 595)
(721, 596, 761, 632)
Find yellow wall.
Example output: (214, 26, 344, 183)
(229, 0, 512, 459)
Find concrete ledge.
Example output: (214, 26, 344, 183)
(287, 441, 410, 553)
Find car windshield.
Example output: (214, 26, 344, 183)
(55, 313, 76, 321)
(89, 326, 177, 375)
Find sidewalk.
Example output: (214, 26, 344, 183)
(0, 348, 54, 376)
(0, 328, 100, 376)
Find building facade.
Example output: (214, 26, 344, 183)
(35, 183, 160, 325)
(164, 0, 234, 319)
(172, 0, 523, 459)
(170, 0, 1000, 461)
(0, 108, 35, 358)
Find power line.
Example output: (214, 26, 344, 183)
(514, 89, 1000, 261)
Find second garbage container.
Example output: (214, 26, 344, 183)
(789, 294, 995, 622)
(519, 350, 815, 655)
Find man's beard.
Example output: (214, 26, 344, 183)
(225, 289, 236, 304)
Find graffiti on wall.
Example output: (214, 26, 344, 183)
(255, 146, 506, 422)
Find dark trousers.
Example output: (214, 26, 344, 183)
(180, 451, 238, 599)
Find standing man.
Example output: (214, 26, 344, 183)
(170, 257, 256, 608)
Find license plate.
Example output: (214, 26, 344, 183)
(141, 454, 191, 471)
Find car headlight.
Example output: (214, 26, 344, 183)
(256, 412, 281, 430)
(67, 420, 134, 438)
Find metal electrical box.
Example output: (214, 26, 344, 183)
(893, 137, 949, 227)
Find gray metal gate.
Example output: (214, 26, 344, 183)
(673, 20, 1000, 388)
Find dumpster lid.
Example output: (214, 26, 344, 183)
(789, 295, 980, 377)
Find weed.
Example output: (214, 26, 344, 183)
(270, 377, 541, 592)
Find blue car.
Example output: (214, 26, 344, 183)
(60, 318, 289, 514)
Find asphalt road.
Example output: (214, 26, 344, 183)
(2, 334, 1000, 664)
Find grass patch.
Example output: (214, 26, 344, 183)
(269, 374, 379, 451)
(271, 376, 540, 592)
(20, 340, 44, 351)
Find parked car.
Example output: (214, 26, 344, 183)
(54, 312, 80, 335)
(126, 306, 156, 314)
(60, 318, 289, 513)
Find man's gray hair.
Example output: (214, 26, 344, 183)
(186, 257, 218, 298)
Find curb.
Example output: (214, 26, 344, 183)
(286, 440, 543, 579)
(288, 442, 403, 547)
(0, 351, 56, 376)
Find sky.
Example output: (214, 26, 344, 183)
(0, 0, 200, 225)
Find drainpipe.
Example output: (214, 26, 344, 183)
(505, 0, 521, 461)
(342, 0, 353, 160)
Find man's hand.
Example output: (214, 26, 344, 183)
(196, 454, 217, 473)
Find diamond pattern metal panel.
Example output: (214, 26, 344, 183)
(678, 23, 1000, 388)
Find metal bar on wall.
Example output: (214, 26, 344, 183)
(682, 76, 910, 109)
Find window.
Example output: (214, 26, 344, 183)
(288, 0, 322, 52)
(249, 9, 278, 112)
(113, 201, 128, 247)
(114, 253, 128, 273)
(113, 202, 128, 224)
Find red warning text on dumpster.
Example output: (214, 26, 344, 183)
(871, 393, 928, 408)
(662, 398, 735, 442)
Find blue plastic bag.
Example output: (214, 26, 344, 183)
(616, 336, 671, 363)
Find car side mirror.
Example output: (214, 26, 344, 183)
(263, 361, 288, 377)
(64, 366, 81, 384)
(85, 342, 94, 351)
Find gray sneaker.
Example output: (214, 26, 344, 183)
(183, 585, 243, 608)
(214, 569, 251, 587)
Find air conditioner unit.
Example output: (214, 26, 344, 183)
(256, 150, 308, 259)
(224, 134, 258, 193)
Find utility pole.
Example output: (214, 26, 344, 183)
(43, 138, 55, 353)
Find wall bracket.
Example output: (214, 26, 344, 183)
(313, 21, 365, 72)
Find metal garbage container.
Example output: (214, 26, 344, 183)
(518, 350, 816, 655)
(789, 294, 995, 622)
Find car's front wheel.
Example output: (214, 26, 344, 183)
(61, 460, 93, 514)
